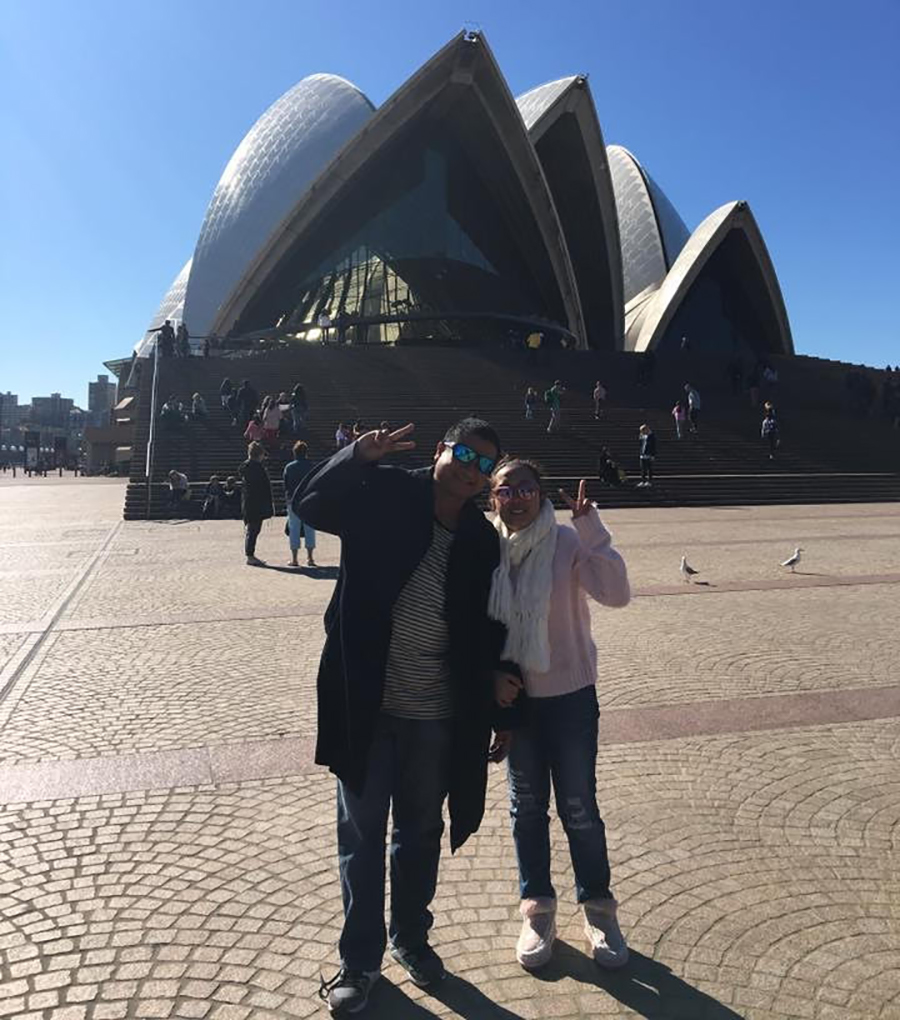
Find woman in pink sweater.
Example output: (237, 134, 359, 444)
(489, 458, 631, 972)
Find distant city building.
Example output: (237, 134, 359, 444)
(0, 392, 19, 431)
(88, 374, 117, 427)
(134, 30, 792, 358)
(30, 393, 74, 429)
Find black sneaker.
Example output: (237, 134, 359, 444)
(318, 967, 380, 1014)
(389, 943, 446, 988)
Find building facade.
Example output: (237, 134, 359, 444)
(135, 31, 792, 360)
(88, 374, 117, 428)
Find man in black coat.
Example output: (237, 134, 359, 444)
(239, 441, 273, 565)
(294, 417, 515, 1014)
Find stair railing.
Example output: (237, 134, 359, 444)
(145, 337, 160, 520)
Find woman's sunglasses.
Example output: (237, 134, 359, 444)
(493, 484, 539, 503)
(444, 442, 497, 476)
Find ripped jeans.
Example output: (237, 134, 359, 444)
(507, 684, 612, 903)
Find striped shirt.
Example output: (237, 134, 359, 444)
(381, 521, 454, 719)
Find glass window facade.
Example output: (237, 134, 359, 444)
(236, 126, 559, 344)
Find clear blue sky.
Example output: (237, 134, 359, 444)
(2, 0, 898, 406)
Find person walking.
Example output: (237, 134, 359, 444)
(671, 400, 686, 439)
(524, 386, 538, 421)
(234, 380, 258, 429)
(176, 322, 190, 358)
(220, 378, 234, 413)
(488, 462, 630, 971)
(684, 383, 701, 432)
(239, 441, 273, 566)
(294, 419, 514, 1015)
(261, 395, 281, 446)
(761, 407, 780, 460)
(158, 320, 176, 358)
(290, 383, 308, 433)
(545, 380, 564, 434)
(637, 424, 656, 487)
(592, 381, 607, 419)
(283, 441, 317, 567)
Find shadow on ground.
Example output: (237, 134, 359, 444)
(260, 563, 340, 578)
(534, 942, 743, 1019)
(344, 946, 742, 1019)
(362, 975, 526, 1019)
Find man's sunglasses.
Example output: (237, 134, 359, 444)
(493, 484, 539, 503)
(444, 442, 497, 476)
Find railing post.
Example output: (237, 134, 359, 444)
(145, 338, 160, 520)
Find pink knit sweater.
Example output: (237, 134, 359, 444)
(512, 507, 630, 699)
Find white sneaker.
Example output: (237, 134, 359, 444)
(516, 897, 556, 969)
(584, 898, 629, 969)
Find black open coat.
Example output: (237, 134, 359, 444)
(239, 458, 273, 523)
(293, 444, 510, 851)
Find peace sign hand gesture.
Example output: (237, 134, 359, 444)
(354, 423, 417, 463)
(559, 478, 592, 519)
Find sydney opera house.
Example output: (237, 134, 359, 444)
(136, 30, 792, 359)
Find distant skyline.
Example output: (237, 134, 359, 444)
(2, 0, 898, 401)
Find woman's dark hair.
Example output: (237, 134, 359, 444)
(443, 417, 502, 457)
(491, 456, 543, 488)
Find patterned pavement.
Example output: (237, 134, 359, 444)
(0, 476, 898, 1019)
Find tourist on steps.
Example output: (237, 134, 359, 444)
(672, 399, 687, 439)
(488, 462, 630, 972)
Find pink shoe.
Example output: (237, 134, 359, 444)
(516, 897, 556, 969)
(584, 897, 629, 968)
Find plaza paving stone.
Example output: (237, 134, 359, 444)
(1, 476, 899, 1019)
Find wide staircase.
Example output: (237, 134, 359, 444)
(124, 345, 900, 519)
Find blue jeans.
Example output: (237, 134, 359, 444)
(287, 506, 315, 552)
(507, 684, 612, 903)
(337, 713, 453, 971)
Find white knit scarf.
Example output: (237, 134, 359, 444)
(488, 498, 558, 673)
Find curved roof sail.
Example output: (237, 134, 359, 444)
(629, 200, 794, 355)
(215, 31, 587, 347)
(180, 74, 375, 336)
(516, 76, 624, 349)
(135, 257, 192, 357)
(607, 145, 689, 305)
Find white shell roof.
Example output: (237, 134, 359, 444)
(515, 76, 578, 131)
(136, 257, 193, 356)
(607, 144, 689, 304)
(180, 74, 374, 335)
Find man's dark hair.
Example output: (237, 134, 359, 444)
(292, 440, 308, 457)
(443, 417, 502, 456)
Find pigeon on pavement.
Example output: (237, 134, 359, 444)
(781, 547, 804, 572)
(680, 555, 700, 583)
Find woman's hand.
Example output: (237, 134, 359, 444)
(494, 670, 523, 708)
(488, 731, 512, 763)
(559, 478, 592, 519)
(354, 423, 416, 462)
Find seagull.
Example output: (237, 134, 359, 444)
(781, 547, 804, 572)
(680, 555, 700, 583)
